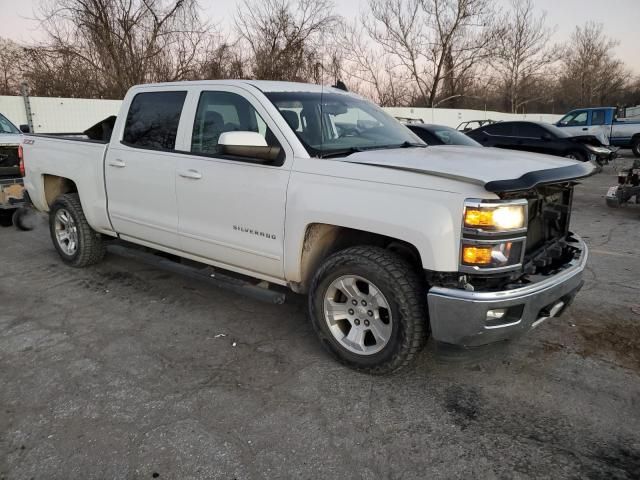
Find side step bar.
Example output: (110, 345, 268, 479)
(107, 244, 286, 305)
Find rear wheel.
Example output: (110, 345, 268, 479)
(632, 137, 640, 158)
(49, 193, 105, 267)
(308, 246, 427, 374)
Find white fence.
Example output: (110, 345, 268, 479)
(0, 95, 121, 133)
(626, 106, 640, 118)
(1, 94, 562, 133)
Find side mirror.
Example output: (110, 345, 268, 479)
(19, 124, 31, 133)
(218, 131, 281, 163)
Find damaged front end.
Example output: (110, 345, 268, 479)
(426, 180, 589, 347)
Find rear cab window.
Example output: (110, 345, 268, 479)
(122, 91, 187, 150)
(591, 110, 607, 126)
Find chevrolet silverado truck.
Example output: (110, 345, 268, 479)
(22, 80, 592, 373)
(556, 107, 640, 156)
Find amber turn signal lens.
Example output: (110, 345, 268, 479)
(462, 245, 493, 265)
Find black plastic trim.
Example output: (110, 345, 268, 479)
(484, 162, 595, 193)
(27, 134, 108, 145)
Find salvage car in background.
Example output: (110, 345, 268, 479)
(406, 123, 482, 147)
(457, 119, 496, 132)
(466, 121, 614, 166)
(556, 107, 640, 157)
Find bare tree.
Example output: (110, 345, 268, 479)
(364, 0, 496, 107)
(336, 22, 410, 106)
(0, 38, 24, 95)
(33, 0, 211, 98)
(490, 0, 559, 113)
(235, 0, 340, 82)
(558, 22, 630, 108)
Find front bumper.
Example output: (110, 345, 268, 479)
(427, 235, 588, 347)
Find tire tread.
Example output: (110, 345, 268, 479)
(50, 193, 105, 267)
(309, 246, 427, 375)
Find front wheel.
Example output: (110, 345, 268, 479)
(49, 193, 105, 267)
(308, 246, 428, 374)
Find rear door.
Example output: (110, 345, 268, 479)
(589, 109, 614, 145)
(510, 123, 550, 155)
(173, 86, 293, 280)
(105, 89, 188, 249)
(475, 123, 514, 148)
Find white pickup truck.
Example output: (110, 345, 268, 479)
(22, 80, 592, 373)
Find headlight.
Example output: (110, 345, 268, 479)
(461, 239, 525, 270)
(460, 199, 528, 273)
(463, 200, 527, 233)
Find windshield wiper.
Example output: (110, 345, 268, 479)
(318, 147, 364, 159)
(318, 142, 426, 159)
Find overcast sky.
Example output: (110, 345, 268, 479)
(1, 0, 638, 73)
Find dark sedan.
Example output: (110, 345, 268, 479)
(465, 121, 613, 163)
(406, 123, 482, 147)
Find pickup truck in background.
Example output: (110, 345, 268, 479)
(556, 107, 640, 156)
(22, 80, 592, 373)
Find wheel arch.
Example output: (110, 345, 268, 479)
(42, 174, 78, 208)
(292, 223, 423, 294)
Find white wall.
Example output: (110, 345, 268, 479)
(626, 106, 640, 118)
(0, 96, 121, 133)
(1, 94, 563, 133)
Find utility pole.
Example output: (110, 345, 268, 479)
(20, 82, 34, 133)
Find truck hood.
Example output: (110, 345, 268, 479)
(342, 145, 595, 193)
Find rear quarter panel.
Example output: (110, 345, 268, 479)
(23, 137, 113, 234)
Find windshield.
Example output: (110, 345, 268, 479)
(0, 113, 20, 134)
(431, 127, 481, 146)
(265, 91, 424, 157)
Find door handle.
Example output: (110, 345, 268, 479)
(178, 169, 202, 180)
(582, 127, 588, 131)
(108, 159, 126, 168)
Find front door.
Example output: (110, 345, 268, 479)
(106, 90, 188, 249)
(174, 87, 292, 280)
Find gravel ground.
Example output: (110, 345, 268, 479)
(1, 153, 639, 480)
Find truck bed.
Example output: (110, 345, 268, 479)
(22, 134, 114, 234)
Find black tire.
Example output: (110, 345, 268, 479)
(564, 151, 587, 162)
(12, 208, 34, 231)
(632, 137, 640, 158)
(49, 193, 105, 267)
(308, 246, 427, 374)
